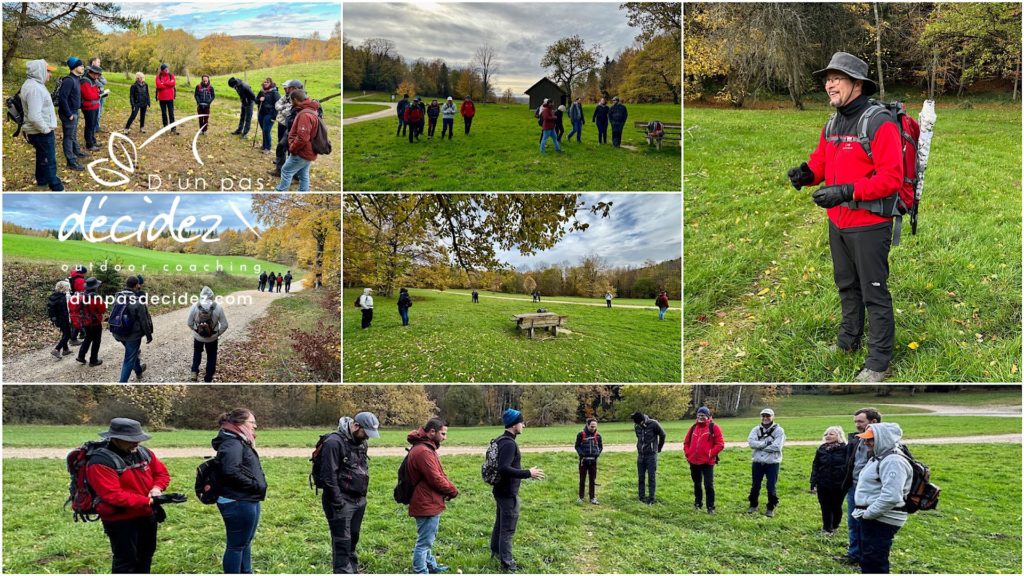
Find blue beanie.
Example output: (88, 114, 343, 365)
(67, 57, 82, 71)
(697, 406, 711, 417)
(502, 408, 523, 428)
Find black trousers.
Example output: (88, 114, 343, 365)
(578, 459, 597, 499)
(103, 515, 158, 573)
(237, 102, 252, 135)
(817, 486, 845, 531)
(78, 324, 102, 363)
(323, 494, 366, 574)
(490, 495, 519, 567)
(427, 117, 437, 137)
(191, 339, 218, 382)
(275, 124, 288, 172)
(360, 308, 373, 329)
(159, 100, 175, 128)
(828, 221, 894, 372)
(689, 463, 716, 508)
(125, 106, 147, 131)
(637, 453, 657, 500)
(55, 323, 72, 352)
(463, 116, 473, 134)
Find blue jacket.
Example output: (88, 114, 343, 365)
(609, 103, 628, 126)
(194, 83, 215, 106)
(57, 74, 82, 120)
(575, 428, 603, 460)
(397, 98, 409, 118)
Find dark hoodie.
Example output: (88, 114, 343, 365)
(212, 429, 267, 501)
(405, 428, 458, 517)
(48, 291, 71, 329)
(634, 415, 666, 455)
(318, 417, 370, 505)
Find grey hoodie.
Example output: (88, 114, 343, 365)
(854, 423, 913, 527)
(186, 286, 229, 342)
(19, 60, 57, 135)
(747, 422, 785, 464)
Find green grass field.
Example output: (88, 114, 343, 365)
(2, 60, 340, 191)
(2, 233, 288, 277)
(343, 103, 681, 191)
(343, 103, 389, 118)
(2, 443, 1019, 573)
(684, 102, 1022, 382)
(342, 288, 681, 382)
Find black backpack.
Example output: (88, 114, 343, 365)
(481, 436, 509, 485)
(393, 447, 415, 504)
(5, 89, 24, 137)
(309, 432, 339, 492)
(298, 108, 332, 155)
(193, 302, 217, 338)
(881, 448, 940, 513)
(194, 456, 221, 505)
(50, 76, 69, 109)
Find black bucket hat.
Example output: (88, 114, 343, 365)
(813, 52, 877, 96)
(99, 418, 152, 442)
(84, 277, 102, 291)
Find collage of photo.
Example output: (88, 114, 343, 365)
(0, 1, 1022, 576)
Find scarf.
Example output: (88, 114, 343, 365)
(223, 422, 255, 447)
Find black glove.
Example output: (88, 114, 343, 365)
(812, 184, 854, 209)
(787, 162, 815, 190)
(145, 335, 153, 344)
(152, 493, 187, 505)
(151, 502, 167, 523)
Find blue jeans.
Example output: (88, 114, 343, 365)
(567, 118, 583, 142)
(658, 307, 667, 320)
(61, 114, 83, 164)
(859, 518, 900, 574)
(847, 486, 861, 559)
(637, 453, 658, 500)
(259, 114, 274, 150)
(97, 96, 104, 129)
(275, 155, 311, 191)
(27, 131, 63, 189)
(412, 515, 441, 574)
(540, 129, 561, 153)
(217, 498, 261, 574)
(749, 462, 780, 509)
(118, 338, 143, 383)
(399, 308, 409, 326)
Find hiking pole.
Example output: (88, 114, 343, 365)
(912, 100, 936, 235)
(251, 112, 261, 149)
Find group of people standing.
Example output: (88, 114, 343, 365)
(397, 94, 475, 142)
(257, 270, 292, 293)
(536, 96, 629, 153)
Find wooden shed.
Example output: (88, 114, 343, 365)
(524, 77, 567, 110)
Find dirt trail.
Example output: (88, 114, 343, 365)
(1, 283, 304, 383)
(433, 290, 682, 311)
(342, 97, 397, 125)
(4, 434, 1018, 460)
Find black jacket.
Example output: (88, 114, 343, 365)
(634, 416, 666, 455)
(810, 442, 848, 491)
(609, 103, 628, 126)
(319, 428, 370, 504)
(575, 428, 603, 460)
(592, 104, 609, 125)
(234, 81, 256, 107)
(130, 82, 151, 109)
(57, 74, 82, 120)
(212, 429, 267, 501)
(194, 83, 215, 106)
(397, 292, 412, 311)
(258, 87, 279, 118)
(492, 431, 531, 498)
(48, 292, 71, 329)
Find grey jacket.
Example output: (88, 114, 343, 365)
(19, 60, 57, 135)
(186, 287, 229, 342)
(854, 423, 913, 527)
(747, 423, 785, 464)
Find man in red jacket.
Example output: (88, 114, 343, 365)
(788, 52, 903, 383)
(70, 276, 107, 366)
(683, 407, 725, 514)
(86, 418, 171, 573)
(460, 96, 475, 135)
(154, 64, 178, 134)
(275, 89, 321, 191)
(406, 418, 459, 574)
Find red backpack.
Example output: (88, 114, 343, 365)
(65, 440, 151, 522)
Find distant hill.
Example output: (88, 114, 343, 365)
(232, 35, 295, 46)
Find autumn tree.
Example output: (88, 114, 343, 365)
(474, 45, 498, 101)
(541, 35, 602, 103)
(617, 385, 692, 421)
(333, 385, 436, 426)
(109, 385, 187, 430)
(444, 385, 487, 425)
(253, 195, 340, 289)
(621, 1, 682, 43)
(520, 386, 578, 426)
(522, 275, 537, 294)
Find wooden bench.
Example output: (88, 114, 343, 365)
(513, 312, 568, 339)
(634, 121, 681, 150)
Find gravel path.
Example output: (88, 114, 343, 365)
(1, 283, 303, 383)
(342, 98, 397, 125)
(4, 434, 1018, 460)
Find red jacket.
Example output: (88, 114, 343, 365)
(406, 429, 458, 517)
(540, 105, 556, 130)
(405, 105, 423, 123)
(288, 99, 321, 161)
(655, 294, 669, 308)
(80, 80, 100, 111)
(86, 446, 171, 522)
(683, 420, 725, 466)
(68, 292, 107, 329)
(155, 72, 176, 101)
(806, 100, 903, 229)
(69, 270, 86, 293)
(460, 100, 475, 118)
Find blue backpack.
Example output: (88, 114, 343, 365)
(107, 291, 134, 337)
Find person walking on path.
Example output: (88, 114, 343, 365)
(71, 277, 106, 367)
(655, 290, 670, 320)
(852, 423, 913, 574)
(19, 59, 64, 190)
(787, 52, 904, 383)
(276, 273, 283, 293)
(405, 418, 459, 574)
(187, 286, 229, 382)
(683, 407, 725, 514)
(113, 275, 154, 383)
(397, 288, 413, 327)
(592, 98, 609, 145)
(257, 271, 267, 292)
(227, 77, 256, 138)
(608, 96, 628, 147)
(126, 72, 151, 135)
(47, 280, 73, 358)
(154, 64, 178, 134)
(440, 97, 456, 140)
(57, 57, 87, 171)
(631, 411, 666, 504)
(837, 407, 883, 565)
(67, 265, 87, 343)
(396, 94, 410, 137)
(747, 408, 786, 517)
(212, 408, 267, 574)
(811, 426, 849, 535)
(426, 99, 440, 139)
(460, 96, 476, 135)
(358, 288, 374, 329)
(194, 75, 215, 135)
(316, 412, 380, 574)
(490, 409, 545, 572)
(86, 418, 172, 574)
(284, 271, 293, 293)
(566, 97, 584, 143)
(574, 418, 603, 504)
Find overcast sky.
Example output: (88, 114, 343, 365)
(343, 1, 639, 95)
(1, 194, 262, 233)
(495, 193, 681, 270)
(99, 2, 340, 39)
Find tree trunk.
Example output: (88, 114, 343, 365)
(2, 3, 30, 76)
(929, 50, 938, 100)
(957, 53, 967, 98)
(1013, 54, 1020, 103)
(873, 3, 885, 100)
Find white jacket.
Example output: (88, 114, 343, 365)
(19, 60, 57, 135)
(358, 293, 374, 309)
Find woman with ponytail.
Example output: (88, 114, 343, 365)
(212, 409, 267, 573)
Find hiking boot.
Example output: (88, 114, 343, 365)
(51, 349, 62, 359)
(707, 507, 716, 515)
(136, 364, 147, 380)
(269, 169, 281, 177)
(75, 356, 86, 364)
(86, 145, 101, 151)
(429, 565, 449, 574)
(61, 349, 73, 356)
(833, 555, 859, 565)
(231, 130, 242, 135)
(88, 359, 103, 367)
(694, 503, 702, 511)
(69, 339, 81, 346)
(855, 367, 890, 383)
(765, 508, 775, 518)
(68, 164, 85, 171)
(828, 343, 859, 353)
(501, 563, 518, 573)
(75, 152, 90, 158)
(746, 506, 758, 514)
(590, 498, 599, 505)
(646, 498, 657, 505)
(191, 371, 199, 382)
(140, 128, 147, 134)
(576, 497, 583, 504)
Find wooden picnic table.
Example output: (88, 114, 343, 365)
(513, 312, 568, 339)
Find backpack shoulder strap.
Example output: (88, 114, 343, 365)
(857, 104, 888, 160)
(823, 112, 839, 141)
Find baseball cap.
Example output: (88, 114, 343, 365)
(353, 412, 380, 438)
